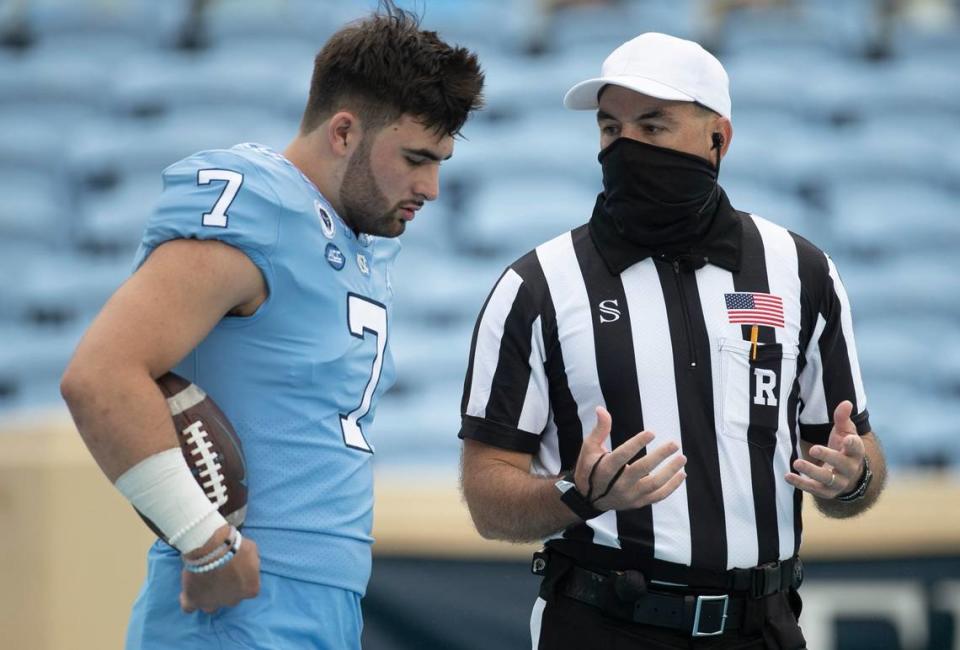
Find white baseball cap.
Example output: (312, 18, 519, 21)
(563, 32, 731, 119)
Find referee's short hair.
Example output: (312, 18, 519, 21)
(300, 0, 485, 137)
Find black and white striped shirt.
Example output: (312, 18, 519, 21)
(459, 211, 870, 572)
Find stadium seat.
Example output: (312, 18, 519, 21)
(0, 322, 86, 413)
(459, 173, 598, 264)
(23, 0, 183, 47)
(0, 167, 67, 245)
(442, 109, 600, 194)
(202, 0, 343, 48)
(0, 106, 76, 174)
(826, 181, 958, 255)
(108, 52, 304, 122)
(388, 321, 473, 394)
(390, 251, 503, 328)
(721, 177, 819, 242)
(855, 317, 960, 392)
(74, 170, 159, 256)
(5, 252, 130, 326)
(372, 381, 466, 462)
(545, 0, 696, 54)
(865, 379, 960, 467)
(0, 49, 112, 114)
(800, 118, 953, 187)
(837, 250, 957, 318)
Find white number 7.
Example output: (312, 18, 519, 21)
(198, 169, 243, 228)
(341, 294, 388, 453)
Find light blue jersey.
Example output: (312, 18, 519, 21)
(132, 143, 399, 595)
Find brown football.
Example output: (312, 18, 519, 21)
(138, 372, 248, 543)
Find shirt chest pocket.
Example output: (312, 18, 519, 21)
(718, 338, 799, 448)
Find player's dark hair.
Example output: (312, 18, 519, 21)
(300, 1, 484, 137)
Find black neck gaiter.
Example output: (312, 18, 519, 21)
(589, 137, 742, 274)
(595, 137, 720, 248)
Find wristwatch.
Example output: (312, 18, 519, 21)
(835, 455, 873, 502)
(555, 472, 604, 521)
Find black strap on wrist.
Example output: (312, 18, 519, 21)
(835, 456, 871, 502)
(559, 469, 604, 521)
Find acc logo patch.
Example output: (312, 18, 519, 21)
(315, 200, 336, 239)
(325, 243, 345, 271)
(356, 253, 370, 275)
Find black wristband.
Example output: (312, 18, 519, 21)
(556, 471, 604, 521)
(835, 455, 873, 502)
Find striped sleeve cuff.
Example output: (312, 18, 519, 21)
(458, 415, 541, 454)
(798, 409, 872, 445)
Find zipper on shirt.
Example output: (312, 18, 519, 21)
(672, 260, 698, 369)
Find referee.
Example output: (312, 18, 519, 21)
(458, 33, 886, 650)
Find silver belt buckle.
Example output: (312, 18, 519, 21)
(691, 594, 729, 637)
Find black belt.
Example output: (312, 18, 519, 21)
(546, 540, 804, 599)
(534, 550, 803, 638)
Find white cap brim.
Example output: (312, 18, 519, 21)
(563, 75, 697, 110)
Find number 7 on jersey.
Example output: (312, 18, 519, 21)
(341, 294, 388, 453)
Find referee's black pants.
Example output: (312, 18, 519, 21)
(534, 587, 806, 650)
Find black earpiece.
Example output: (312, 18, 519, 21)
(711, 132, 724, 150)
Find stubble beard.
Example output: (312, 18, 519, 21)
(340, 139, 405, 238)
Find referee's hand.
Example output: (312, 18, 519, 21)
(573, 406, 687, 513)
(787, 400, 865, 499)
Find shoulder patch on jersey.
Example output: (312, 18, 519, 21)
(325, 243, 345, 270)
(315, 200, 336, 239)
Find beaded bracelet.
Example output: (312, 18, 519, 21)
(183, 526, 238, 567)
(183, 529, 243, 574)
(185, 549, 236, 574)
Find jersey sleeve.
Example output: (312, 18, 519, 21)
(132, 149, 281, 293)
(459, 268, 550, 454)
(797, 255, 871, 444)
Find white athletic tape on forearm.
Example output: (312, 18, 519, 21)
(114, 447, 227, 554)
(166, 383, 207, 416)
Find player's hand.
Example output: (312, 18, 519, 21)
(180, 525, 261, 614)
(786, 400, 865, 499)
(573, 406, 687, 513)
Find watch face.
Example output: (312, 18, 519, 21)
(555, 479, 575, 494)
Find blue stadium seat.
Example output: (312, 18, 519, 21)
(2, 252, 131, 326)
(24, 0, 184, 47)
(835, 253, 957, 323)
(108, 52, 304, 122)
(203, 0, 342, 48)
(459, 173, 598, 265)
(855, 318, 960, 391)
(69, 113, 291, 184)
(546, 0, 696, 53)
(0, 50, 112, 114)
(74, 170, 160, 255)
(389, 252, 503, 328)
(0, 167, 67, 245)
(0, 321, 87, 410)
(865, 379, 960, 467)
(371, 381, 466, 461)
(826, 181, 958, 255)
(805, 119, 952, 187)
(443, 109, 600, 191)
(389, 321, 472, 393)
(721, 177, 818, 242)
(0, 107, 66, 174)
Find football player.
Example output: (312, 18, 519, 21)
(60, 3, 484, 648)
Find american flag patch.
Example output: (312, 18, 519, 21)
(724, 292, 785, 328)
